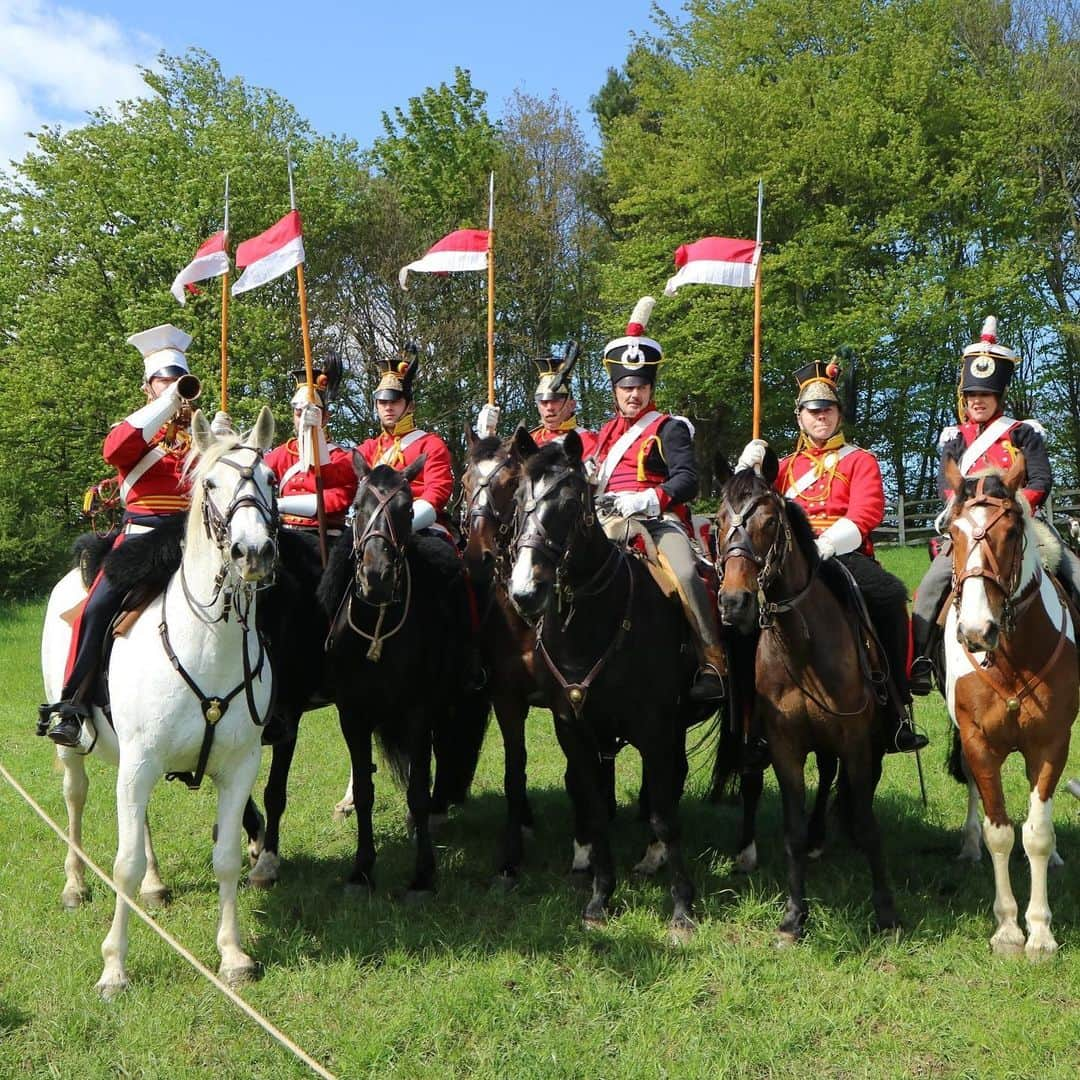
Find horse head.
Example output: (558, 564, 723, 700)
(461, 428, 524, 589)
(350, 451, 425, 605)
(189, 407, 278, 583)
(714, 451, 812, 634)
(508, 428, 594, 621)
(942, 452, 1030, 653)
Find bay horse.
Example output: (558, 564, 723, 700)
(317, 454, 489, 896)
(40, 409, 278, 995)
(714, 456, 898, 942)
(940, 454, 1077, 958)
(507, 430, 705, 933)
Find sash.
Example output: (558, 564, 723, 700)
(376, 428, 426, 467)
(594, 411, 662, 495)
(119, 446, 166, 504)
(279, 442, 344, 490)
(960, 416, 1015, 476)
(784, 443, 857, 500)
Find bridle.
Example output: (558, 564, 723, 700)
(181, 446, 279, 624)
(717, 486, 812, 628)
(948, 476, 1026, 632)
(461, 450, 519, 577)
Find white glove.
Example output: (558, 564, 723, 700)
(934, 497, 955, 535)
(476, 404, 500, 437)
(210, 411, 234, 436)
(815, 535, 836, 560)
(583, 457, 599, 484)
(129, 380, 182, 440)
(278, 493, 318, 518)
(612, 489, 661, 519)
(736, 439, 769, 472)
(298, 403, 323, 433)
(411, 498, 436, 532)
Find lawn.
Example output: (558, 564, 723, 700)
(1, 548, 1079, 1078)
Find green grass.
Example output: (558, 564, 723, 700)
(2, 550, 1080, 1078)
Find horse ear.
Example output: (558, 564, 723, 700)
(759, 447, 780, 486)
(466, 426, 478, 450)
(403, 453, 427, 482)
(247, 406, 274, 451)
(513, 425, 539, 460)
(1003, 451, 1026, 496)
(713, 450, 733, 494)
(191, 409, 214, 455)
(942, 453, 964, 498)
(352, 449, 370, 481)
(563, 428, 583, 465)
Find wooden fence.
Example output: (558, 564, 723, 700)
(874, 487, 1080, 547)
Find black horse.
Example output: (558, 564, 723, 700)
(507, 430, 712, 933)
(317, 454, 489, 895)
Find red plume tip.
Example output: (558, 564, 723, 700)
(626, 322, 644, 336)
(825, 361, 839, 381)
(981, 331, 997, 343)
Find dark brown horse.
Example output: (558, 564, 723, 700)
(940, 454, 1077, 958)
(714, 458, 898, 942)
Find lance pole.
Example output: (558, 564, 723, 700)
(486, 171, 495, 406)
(220, 175, 231, 414)
(289, 150, 328, 565)
(752, 179, 764, 439)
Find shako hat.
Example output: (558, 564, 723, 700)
(960, 316, 1017, 396)
(534, 340, 580, 402)
(128, 324, 192, 382)
(794, 357, 842, 410)
(603, 297, 663, 388)
(290, 368, 331, 410)
(373, 345, 419, 402)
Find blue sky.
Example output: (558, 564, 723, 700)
(0, 0, 673, 168)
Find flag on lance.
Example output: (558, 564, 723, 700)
(232, 210, 305, 296)
(399, 228, 489, 289)
(170, 231, 230, 304)
(663, 236, 761, 295)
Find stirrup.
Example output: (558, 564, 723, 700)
(887, 713, 929, 755)
(689, 664, 726, 702)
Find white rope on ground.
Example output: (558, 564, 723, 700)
(0, 760, 337, 1080)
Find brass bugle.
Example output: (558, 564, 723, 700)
(176, 374, 201, 402)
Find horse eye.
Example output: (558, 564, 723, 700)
(205, 479, 217, 490)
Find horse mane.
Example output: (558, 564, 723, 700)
(522, 440, 577, 482)
(183, 432, 247, 524)
(467, 434, 504, 463)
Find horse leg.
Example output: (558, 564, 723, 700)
(241, 797, 266, 866)
(58, 748, 90, 909)
(139, 812, 170, 908)
(250, 732, 298, 889)
(772, 746, 810, 944)
(734, 767, 764, 873)
(493, 691, 530, 884)
(405, 714, 436, 897)
(643, 745, 695, 937)
(845, 748, 899, 932)
(1022, 741, 1069, 961)
(958, 754, 983, 863)
(333, 769, 355, 821)
(211, 746, 261, 987)
(601, 756, 617, 821)
(807, 751, 838, 860)
(634, 750, 674, 877)
(97, 761, 155, 997)
(341, 719, 377, 892)
(565, 763, 592, 875)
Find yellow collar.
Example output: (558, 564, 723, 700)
(382, 412, 416, 438)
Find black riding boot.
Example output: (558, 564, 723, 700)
(886, 704, 929, 755)
(37, 700, 91, 748)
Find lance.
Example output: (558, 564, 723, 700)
(486, 170, 496, 406)
(752, 179, 764, 440)
(220, 174, 231, 414)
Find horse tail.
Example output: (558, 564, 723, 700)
(373, 725, 412, 791)
(946, 725, 967, 785)
(708, 709, 742, 802)
(432, 688, 491, 807)
(708, 632, 756, 802)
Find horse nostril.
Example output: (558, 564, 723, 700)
(230, 542, 244, 563)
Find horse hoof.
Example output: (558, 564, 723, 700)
(669, 916, 696, 945)
(582, 914, 607, 931)
(1025, 928, 1058, 961)
(61, 888, 88, 911)
(139, 887, 171, 909)
(734, 842, 758, 874)
(249, 851, 281, 890)
(956, 847, 982, 864)
(219, 960, 259, 988)
(95, 975, 129, 1000)
(774, 930, 801, 949)
(333, 800, 355, 822)
(806, 847, 824, 861)
(876, 918, 903, 938)
(404, 888, 434, 906)
(490, 873, 518, 893)
(990, 928, 1026, 956)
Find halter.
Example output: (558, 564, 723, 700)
(948, 475, 1025, 633)
(181, 446, 279, 625)
(461, 451, 519, 583)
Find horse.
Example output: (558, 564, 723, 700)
(40, 409, 278, 996)
(507, 430, 708, 934)
(939, 454, 1077, 958)
(317, 454, 489, 896)
(713, 457, 899, 942)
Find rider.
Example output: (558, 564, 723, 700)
(587, 296, 726, 704)
(265, 368, 357, 535)
(909, 315, 1075, 693)
(475, 343, 597, 454)
(358, 349, 454, 538)
(39, 325, 199, 747)
(740, 355, 928, 753)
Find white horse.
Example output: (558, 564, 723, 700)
(41, 409, 277, 996)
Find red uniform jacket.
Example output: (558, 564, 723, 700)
(104, 421, 191, 517)
(530, 423, 597, 456)
(938, 417, 1050, 513)
(265, 439, 358, 530)
(357, 428, 454, 515)
(777, 438, 884, 557)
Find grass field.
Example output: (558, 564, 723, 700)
(2, 548, 1080, 1078)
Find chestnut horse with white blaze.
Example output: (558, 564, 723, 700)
(941, 453, 1077, 959)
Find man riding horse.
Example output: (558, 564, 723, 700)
(910, 315, 1080, 694)
(739, 355, 927, 753)
(586, 297, 726, 704)
(39, 324, 200, 748)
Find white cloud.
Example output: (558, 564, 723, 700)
(0, 1, 158, 170)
